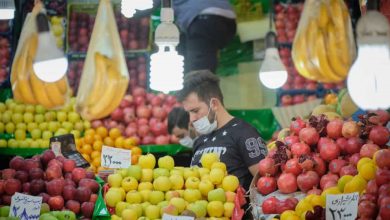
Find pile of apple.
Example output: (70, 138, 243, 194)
(105, 153, 239, 219)
(0, 150, 99, 218)
(91, 87, 180, 145)
(279, 94, 318, 106)
(274, 3, 302, 44)
(257, 111, 389, 214)
(0, 98, 91, 148)
(0, 205, 77, 220)
(67, 60, 84, 95)
(127, 55, 148, 90)
(0, 36, 11, 84)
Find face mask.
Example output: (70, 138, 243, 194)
(193, 100, 217, 135)
(179, 136, 194, 148)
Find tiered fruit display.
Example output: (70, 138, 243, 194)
(76, 127, 142, 173)
(0, 150, 99, 218)
(127, 55, 148, 91)
(67, 60, 84, 95)
(256, 111, 389, 216)
(274, 3, 302, 44)
(50, 16, 65, 49)
(91, 87, 180, 145)
(104, 153, 239, 219)
(0, 98, 90, 148)
(0, 36, 11, 84)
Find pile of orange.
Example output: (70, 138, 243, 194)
(75, 126, 142, 173)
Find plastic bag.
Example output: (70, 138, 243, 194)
(76, 0, 129, 121)
(292, 0, 356, 83)
(10, 3, 71, 109)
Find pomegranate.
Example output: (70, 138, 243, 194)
(360, 143, 380, 158)
(345, 137, 364, 155)
(326, 119, 344, 139)
(320, 173, 339, 190)
(313, 155, 327, 176)
(336, 137, 348, 154)
(319, 141, 340, 161)
(329, 158, 347, 174)
(283, 158, 302, 176)
(297, 171, 319, 192)
(342, 121, 360, 138)
(262, 196, 279, 214)
(349, 153, 361, 166)
(132, 87, 146, 97)
(376, 169, 390, 186)
(322, 180, 337, 190)
(291, 142, 311, 157)
(284, 135, 300, 147)
(275, 200, 292, 214)
(380, 198, 390, 219)
(258, 158, 277, 176)
(369, 126, 390, 146)
(371, 110, 390, 125)
(299, 158, 314, 171)
(317, 137, 332, 152)
(358, 201, 378, 218)
(307, 188, 322, 195)
(375, 149, 390, 169)
(339, 164, 358, 177)
(379, 185, 390, 197)
(299, 127, 319, 145)
(256, 176, 277, 195)
(277, 173, 298, 194)
(136, 105, 152, 118)
(360, 193, 378, 203)
(366, 179, 378, 195)
(290, 117, 306, 135)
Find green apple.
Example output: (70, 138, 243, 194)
(185, 176, 200, 189)
(0, 139, 7, 148)
(40, 203, 50, 214)
(183, 168, 199, 180)
(169, 174, 184, 190)
(56, 111, 67, 122)
(115, 201, 128, 216)
(225, 191, 236, 203)
(138, 182, 153, 191)
(121, 208, 138, 220)
(38, 139, 49, 148)
(208, 188, 226, 202)
(141, 169, 153, 182)
(141, 202, 151, 213)
(158, 201, 169, 209)
(83, 120, 91, 129)
(14, 104, 25, 114)
(5, 122, 15, 133)
(57, 211, 76, 220)
(105, 189, 123, 208)
(183, 189, 201, 203)
(165, 191, 180, 201)
(23, 112, 34, 123)
(74, 121, 84, 132)
(121, 176, 138, 192)
(224, 202, 234, 218)
(68, 112, 81, 123)
(153, 168, 170, 179)
(209, 168, 225, 185)
(0, 103, 6, 113)
(199, 180, 214, 197)
(127, 165, 142, 180)
(160, 204, 179, 216)
(0, 122, 4, 133)
(0, 206, 10, 217)
(70, 130, 81, 139)
(31, 128, 42, 140)
(54, 128, 68, 136)
(110, 187, 126, 200)
(39, 213, 57, 220)
(222, 175, 239, 192)
(139, 190, 152, 202)
(61, 121, 73, 132)
(42, 130, 53, 140)
(170, 168, 184, 177)
(207, 201, 224, 217)
(195, 200, 208, 210)
(158, 156, 175, 170)
(44, 111, 56, 122)
(138, 154, 156, 169)
(126, 190, 142, 204)
(34, 114, 45, 124)
(35, 105, 46, 114)
(127, 204, 143, 217)
(39, 122, 48, 131)
(2, 111, 11, 123)
(14, 129, 26, 140)
(108, 173, 123, 187)
(12, 113, 23, 124)
(188, 203, 207, 218)
(149, 191, 165, 205)
(145, 205, 160, 219)
(170, 197, 186, 213)
(7, 139, 18, 148)
(200, 153, 219, 169)
(137, 217, 151, 220)
(48, 121, 59, 132)
(153, 176, 171, 192)
(118, 168, 128, 178)
(16, 122, 26, 131)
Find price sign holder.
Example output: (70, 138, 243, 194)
(50, 134, 90, 168)
(101, 145, 131, 169)
(326, 192, 359, 220)
(9, 193, 42, 220)
(162, 214, 195, 220)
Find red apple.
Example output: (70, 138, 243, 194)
(90, 194, 98, 203)
(30, 179, 46, 196)
(2, 195, 11, 205)
(63, 159, 76, 173)
(85, 171, 95, 179)
(46, 165, 62, 181)
(72, 168, 87, 184)
(4, 179, 21, 195)
(76, 186, 92, 203)
(41, 150, 56, 167)
(46, 178, 65, 196)
(65, 172, 72, 180)
(48, 196, 64, 210)
(63, 185, 77, 201)
(0, 180, 4, 194)
(9, 156, 25, 171)
(66, 200, 81, 214)
(81, 202, 95, 218)
(15, 171, 29, 183)
(29, 168, 44, 180)
(78, 179, 99, 193)
(2, 169, 16, 180)
(64, 179, 76, 187)
(48, 159, 63, 169)
(23, 158, 41, 171)
(39, 192, 50, 203)
(22, 182, 30, 193)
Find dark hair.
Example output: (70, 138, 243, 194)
(167, 107, 190, 134)
(177, 70, 224, 105)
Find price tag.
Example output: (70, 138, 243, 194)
(326, 192, 359, 220)
(101, 145, 131, 169)
(162, 214, 194, 220)
(9, 193, 42, 220)
(50, 141, 62, 156)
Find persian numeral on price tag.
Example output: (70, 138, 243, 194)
(162, 214, 194, 220)
(9, 192, 42, 220)
(101, 145, 131, 169)
(326, 192, 359, 220)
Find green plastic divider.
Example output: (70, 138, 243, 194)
(0, 147, 45, 157)
(140, 144, 191, 156)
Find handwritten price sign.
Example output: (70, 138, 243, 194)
(326, 192, 359, 220)
(9, 193, 42, 220)
(162, 214, 194, 220)
(101, 145, 131, 169)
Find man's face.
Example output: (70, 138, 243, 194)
(182, 92, 210, 124)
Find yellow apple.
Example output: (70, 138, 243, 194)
(201, 174, 211, 181)
(222, 175, 239, 192)
(118, 168, 128, 178)
(165, 191, 180, 201)
(188, 202, 207, 218)
(121, 208, 138, 220)
(111, 214, 121, 220)
(161, 204, 179, 216)
(177, 190, 184, 198)
(110, 187, 126, 200)
(141, 169, 153, 182)
(183, 168, 199, 180)
(183, 189, 201, 203)
(127, 165, 142, 181)
(145, 205, 160, 219)
(224, 202, 234, 218)
(225, 191, 236, 203)
(115, 201, 128, 216)
(105, 190, 123, 207)
(209, 168, 225, 185)
(138, 182, 153, 191)
(207, 201, 224, 217)
(199, 180, 214, 197)
(198, 167, 210, 177)
(170, 168, 184, 177)
(208, 188, 226, 202)
(138, 153, 156, 169)
(195, 200, 208, 210)
(127, 204, 143, 217)
(158, 200, 169, 209)
(139, 190, 151, 202)
(185, 176, 200, 189)
(126, 190, 142, 204)
(153, 168, 170, 179)
(170, 197, 186, 213)
(169, 174, 184, 190)
(121, 176, 138, 192)
(158, 156, 175, 170)
(108, 173, 123, 188)
(141, 201, 151, 213)
(153, 176, 172, 192)
(211, 162, 227, 172)
(200, 153, 219, 169)
(149, 191, 165, 205)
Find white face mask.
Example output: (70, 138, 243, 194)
(192, 100, 217, 135)
(179, 136, 194, 148)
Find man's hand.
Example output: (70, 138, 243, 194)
(248, 164, 259, 176)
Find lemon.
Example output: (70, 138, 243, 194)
(281, 210, 297, 220)
(295, 200, 313, 216)
(309, 195, 325, 207)
(344, 175, 367, 194)
(304, 194, 315, 203)
(337, 175, 353, 192)
(358, 162, 377, 181)
(321, 186, 341, 202)
(357, 157, 373, 170)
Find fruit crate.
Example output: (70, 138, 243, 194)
(66, 2, 152, 55)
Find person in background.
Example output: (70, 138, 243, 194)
(152, 0, 237, 73)
(167, 107, 197, 148)
(177, 69, 268, 191)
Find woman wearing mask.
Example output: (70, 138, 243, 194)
(168, 107, 197, 148)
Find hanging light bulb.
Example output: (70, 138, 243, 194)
(0, 0, 15, 20)
(33, 13, 68, 83)
(121, 0, 153, 18)
(347, 7, 390, 110)
(259, 31, 288, 89)
(149, 0, 184, 94)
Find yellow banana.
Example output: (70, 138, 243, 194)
(56, 76, 69, 94)
(317, 2, 329, 29)
(292, 32, 317, 81)
(44, 81, 66, 107)
(28, 33, 38, 59)
(326, 23, 349, 78)
(86, 53, 107, 106)
(29, 63, 55, 109)
(330, 0, 351, 66)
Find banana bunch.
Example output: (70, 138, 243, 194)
(77, 53, 129, 121)
(11, 33, 70, 109)
(292, 0, 356, 83)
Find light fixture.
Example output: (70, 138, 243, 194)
(258, 0, 287, 89)
(0, 0, 15, 20)
(347, 1, 390, 110)
(149, 0, 184, 94)
(33, 13, 68, 83)
(121, 0, 153, 18)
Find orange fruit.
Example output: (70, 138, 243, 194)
(115, 137, 125, 148)
(103, 137, 114, 147)
(84, 134, 94, 145)
(75, 138, 83, 148)
(132, 154, 140, 165)
(84, 128, 96, 137)
(123, 138, 134, 149)
(81, 144, 93, 155)
(131, 146, 142, 156)
(82, 153, 91, 162)
(109, 128, 121, 140)
(94, 134, 102, 142)
(128, 137, 139, 145)
(92, 157, 101, 167)
(91, 150, 101, 159)
(96, 126, 108, 138)
(93, 140, 103, 151)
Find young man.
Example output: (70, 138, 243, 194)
(177, 70, 267, 190)
(167, 107, 197, 148)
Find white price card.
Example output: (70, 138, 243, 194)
(9, 192, 42, 220)
(50, 141, 62, 156)
(101, 145, 131, 169)
(326, 192, 359, 220)
(162, 214, 194, 220)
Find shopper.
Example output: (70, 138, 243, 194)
(152, 0, 237, 73)
(167, 107, 197, 148)
(177, 70, 268, 191)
